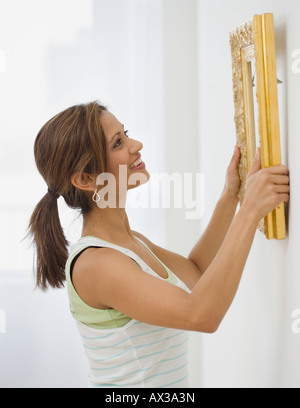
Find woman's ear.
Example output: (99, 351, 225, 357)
(70, 172, 96, 192)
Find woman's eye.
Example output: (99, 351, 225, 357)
(113, 131, 129, 149)
(114, 138, 122, 149)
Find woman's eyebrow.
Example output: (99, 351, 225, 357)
(109, 125, 125, 144)
(109, 132, 121, 145)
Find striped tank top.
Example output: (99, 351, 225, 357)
(65, 235, 190, 388)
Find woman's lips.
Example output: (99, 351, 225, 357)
(129, 156, 143, 169)
(130, 159, 145, 170)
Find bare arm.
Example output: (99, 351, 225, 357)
(188, 205, 258, 331)
(189, 145, 241, 275)
(188, 192, 239, 276)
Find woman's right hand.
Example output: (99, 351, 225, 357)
(242, 147, 290, 223)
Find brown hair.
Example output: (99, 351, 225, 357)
(27, 101, 108, 290)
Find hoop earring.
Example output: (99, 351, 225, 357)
(92, 189, 101, 203)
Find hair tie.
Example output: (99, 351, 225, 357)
(47, 188, 60, 200)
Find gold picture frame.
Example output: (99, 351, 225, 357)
(230, 13, 286, 240)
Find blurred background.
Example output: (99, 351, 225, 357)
(0, 0, 300, 388)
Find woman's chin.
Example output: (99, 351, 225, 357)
(127, 169, 150, 189)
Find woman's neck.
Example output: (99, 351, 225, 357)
(82, 206, 136, 244)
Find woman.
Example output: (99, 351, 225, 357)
(28, 101, 290, 388)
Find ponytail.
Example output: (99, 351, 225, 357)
(27, 101, 107, 291)
(28, 191, 68, 290)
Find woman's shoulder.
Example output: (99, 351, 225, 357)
(71, 246, 139, 310)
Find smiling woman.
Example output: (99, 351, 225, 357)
(28, 100, 289, 388)
(93, 109, 150, 197)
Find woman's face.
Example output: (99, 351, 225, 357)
(101, 110, 150, 192)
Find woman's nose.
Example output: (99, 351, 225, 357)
(129, 139, 143, 154)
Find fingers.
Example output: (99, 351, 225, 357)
(228, 145, 241, 169)
(271, 174, 290, 203)
(263, 169, 290, 189)
(268, 164, 289, 175)
(278, 193, 290, 204)
(271, 175, 290, 185)
(235, 145, 241, 158)
(263, 173, 290, 192)
(248, 148, 261, 177)
(274, 184, 290, 194)
(248, 154, 261, 177)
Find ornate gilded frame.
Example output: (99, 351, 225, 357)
(230, 13, 286, 240)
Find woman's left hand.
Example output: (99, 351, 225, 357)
(222, 145, 241, 201)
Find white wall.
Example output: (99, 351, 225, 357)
(197, 0, 300, 388)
